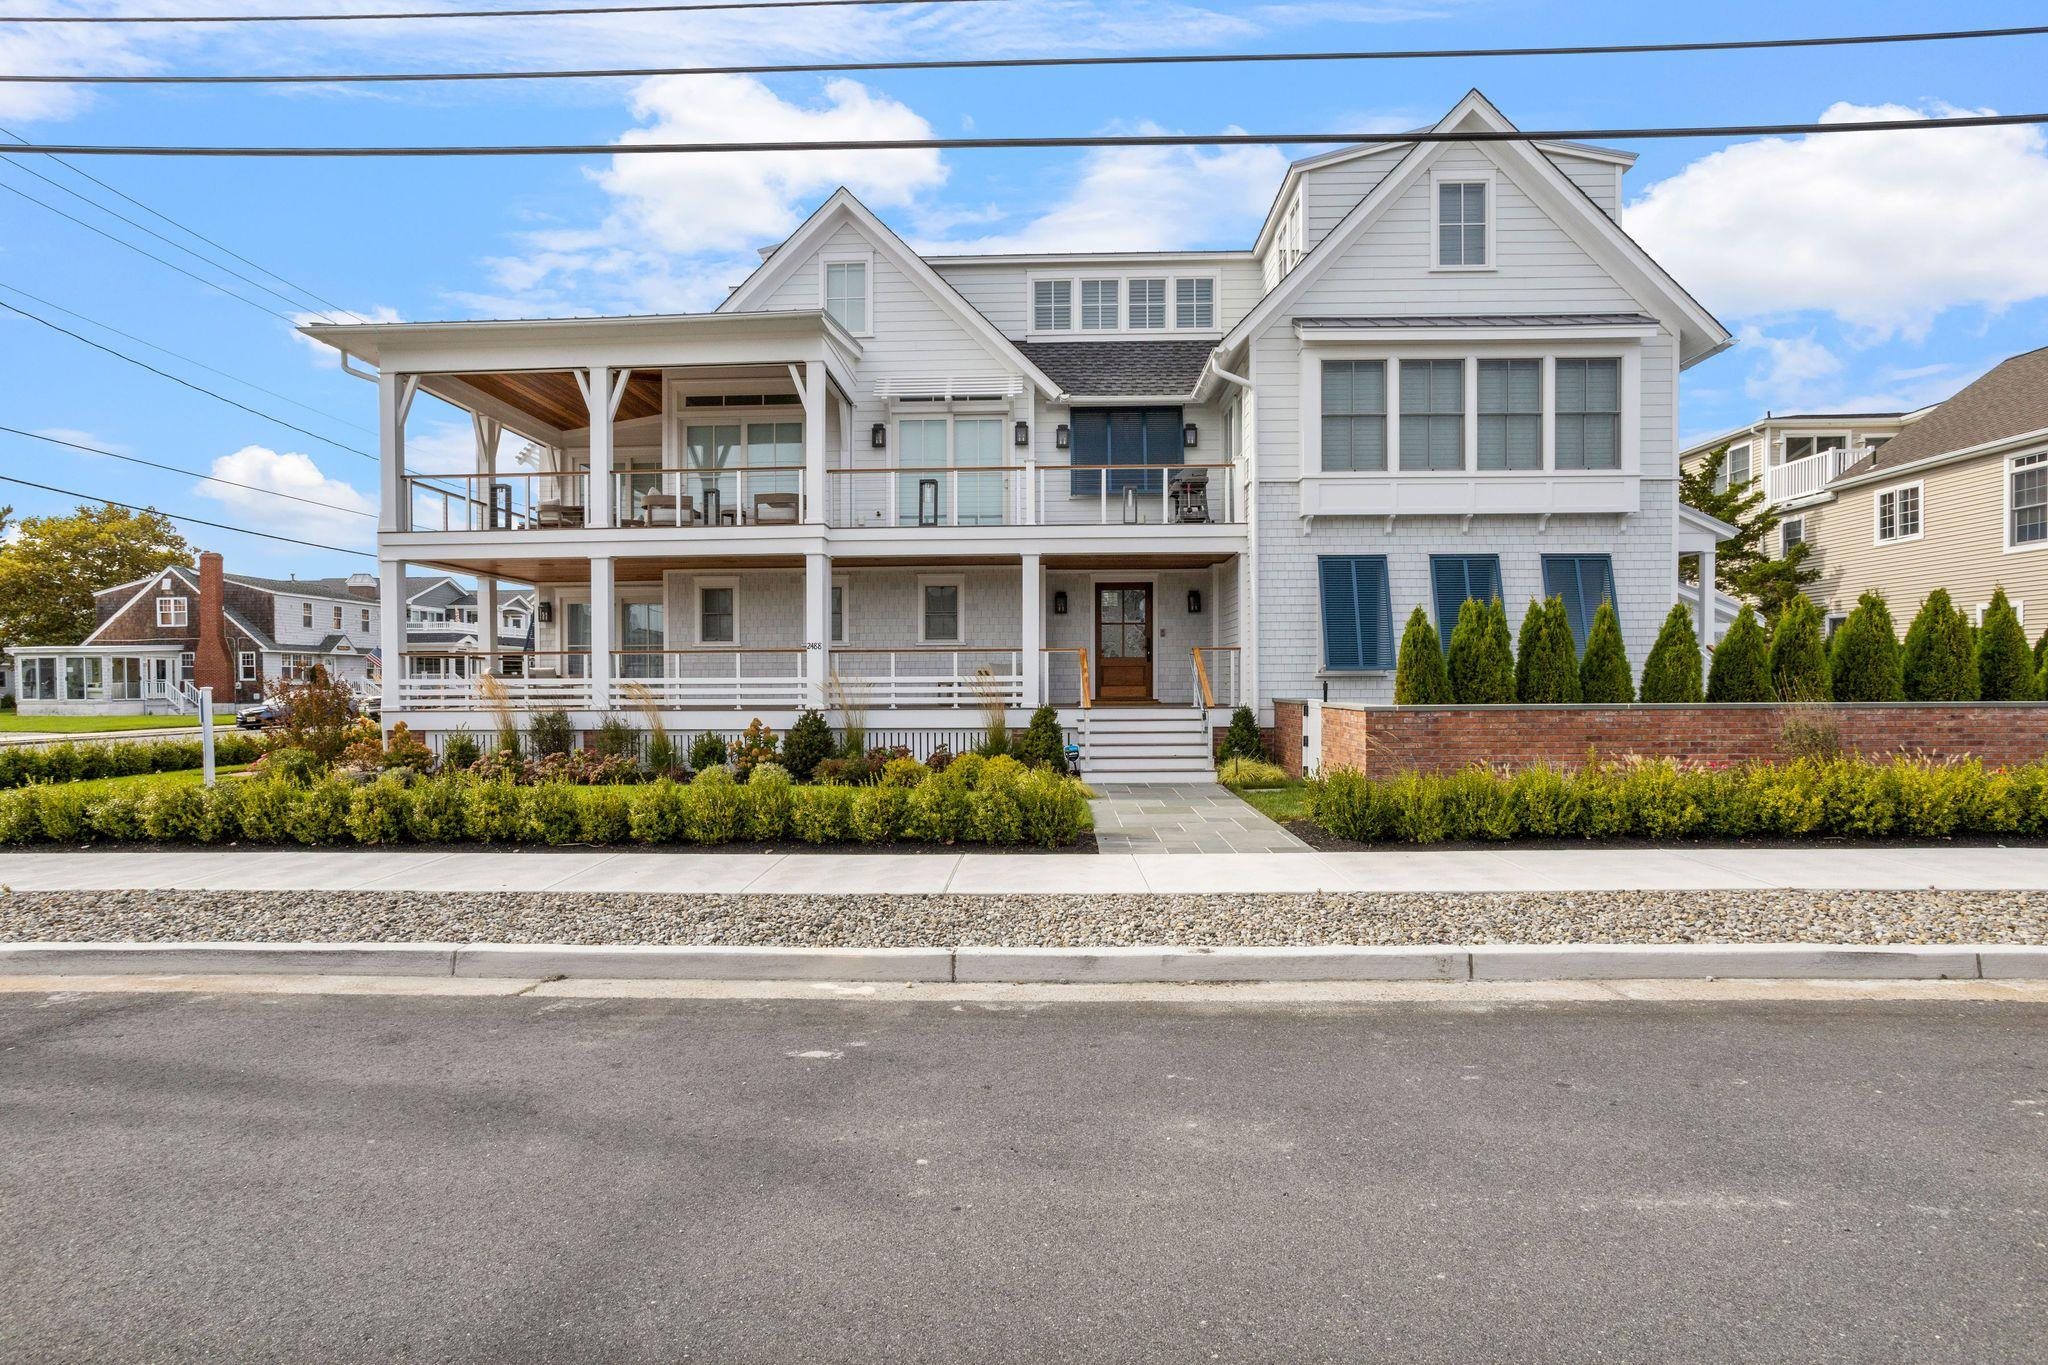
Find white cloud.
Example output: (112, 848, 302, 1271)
(196, 445, 375, 544)
(1739, 327, 1842, 404)
(1627, 103, 2048, 337)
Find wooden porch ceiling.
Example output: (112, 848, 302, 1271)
(406, 550, 1237, 585)
(457, 369, 664, 432)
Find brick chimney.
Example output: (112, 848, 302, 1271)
(193, 550, 235, 699)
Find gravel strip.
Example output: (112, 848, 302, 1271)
(1, 889, 2044, 947)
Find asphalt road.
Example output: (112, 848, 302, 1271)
(2, 989, 2043, 1362)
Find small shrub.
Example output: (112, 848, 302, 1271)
(975, 716, 1013, 759)
(779, 709, 835, 783)
(405, 777, 468, 842)
(1013, 770, 1092, 847)
(521, 783, 583, 845)
(1218, 707, 1264, 762)
(285, 780, 353, 845)
(89, 792, 147, 842)
(270, 664, 363, 764)
(1975, 587, 2040, 700)
(849, 784, 909, 843)
(579, 786, 632, 845)
(1507, 765, 1579, 837)
(347, 777, 412, 845)
(729, 719, 779, 780)
(34, 787, 91, 842)
(743, 763, 794, 840)
(1902, 589, 1978, 701)
(791, 784, 853, 844)
(463, 780, 525, 843)
(1707, 605, 1773, 703)
(647, 728, 681, 779)
(1769, 596, 1831, 701)
(1014, 705, 1068, 773)
(907, 769, 973, 843)
(1577, 601, 1634, 704)
(196, 784, 243, 842)
(440, 729, 482, 771)
(1308, 769, 1392, 843)
(686, 767, 745, 843)
(139, 786, 205, 842)
(968, 781, 1024, 844)
(812, 756, 859, 786)
(0, 789, 44, 844)
(1448, 597, 1514, 705)
(688, 731, 729, 772)
(1217, 756, 1288, 789)
(1828, 592, 1905, 702)
(265, 746, 324, 786)
(881, 756, 928, 788)
(235, 780, 294, 843)
(628, 779, 687, 844)
(592, 713, 641, 762)
(527, 709, 576, 758)
(1639, 604, 1703, 703)
(1519, 597, 1582, 704)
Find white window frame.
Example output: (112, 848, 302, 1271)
(691, 576, 740, 645)
(155, 596, 188, 628)
(2004, 448, 2048, 553)
(1716, 442, 1753, 492)
(1780, 515, 1805, 556)
(1175, 276, 1215, 329)
(1972, 600, 2026, 628)
(1126, 277, 1167, 330)
(1024, 270, 1223, 339)
(1032, 278, 1072, 332)
(1430, 169, 1495, 272)
(361, 608, 372, 634)
(1874, 480, 1924, 545)
(1079, 278, 1120, 331)
(916, 573, 965, 644)
(818, 252, 873, 337)
(238, 651, 258, 682)
(301, 601, 314, 628)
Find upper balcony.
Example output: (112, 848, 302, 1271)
(1760, 443, 1873, 506)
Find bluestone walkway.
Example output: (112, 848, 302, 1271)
(1089, 783, 1307, 854)
(4, 846, 2048, 895)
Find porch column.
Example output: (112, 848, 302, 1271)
(802, 360, 828, 525)
(378, 559, 405, 716)
(472, 413, 501, 532)
(1019, 553, 1043, 707)
(579, 366, 625, 530)
(1698, 547, 1718, 653)
(476, 577, 499, 673)
(588, 555, 615, 712)
(803, 551, 832, 706)
(377, 372, 417, 534)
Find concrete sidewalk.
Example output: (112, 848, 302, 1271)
(4, 845, 2048, 894)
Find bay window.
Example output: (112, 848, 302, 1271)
(1554, 358, 1621, 470)
(1477, 360, 1541, 471)
(1399, 359, 1465, 471)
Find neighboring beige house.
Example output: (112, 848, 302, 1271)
(1702, 346, 2047, 632)
(1680, 410, 1924, 509)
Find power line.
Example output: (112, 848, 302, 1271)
(13, 22, 2046, 85)
(0, 0, 1003, 22)
(0, 472, 373, 558)
(5, 110, 2045, 156)
(0, 178, 299, 320)
(0, 127, 367, 325)
(0, 281, 374, 434)
(0, 425, 376, 519)
(0, 296, 376, 461)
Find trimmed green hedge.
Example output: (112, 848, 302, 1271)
(0, 755, 1094, 849)
(0, 733, 268, 790)
(1307, 756, 2048, 844)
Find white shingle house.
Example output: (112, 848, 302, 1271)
(303, 91, 1731, 778)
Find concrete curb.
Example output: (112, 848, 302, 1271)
(3, 941, 2046, 983)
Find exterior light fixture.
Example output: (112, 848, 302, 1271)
(1183, 423, 1199, 449)
(1052, 590, 1068, 616)
(1014, 420, 1030, 447)
(1187, 589, 1203, 615)
(537, 601, 553, 624)
(1055, 424, 1070, 450)
(870, 423, 888, 449)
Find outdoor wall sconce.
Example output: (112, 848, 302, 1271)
(870, 423, 888, 449)
(1183, 422, 1199, 449)
(1055, 424, 1070, 450)
(1052, 590, 1068, 615)
(537, 601, 553, 624)
(1014, 420, 1030, 447)
(1187, 589, 1203, 615)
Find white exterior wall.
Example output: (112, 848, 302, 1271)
(270, 593, 379, 651)
(934, 258, 1267, 337)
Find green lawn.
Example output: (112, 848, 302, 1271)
(50, 764, 256, 800)
(0, 713, 204, 735)
(1229, 780, 1309, 824)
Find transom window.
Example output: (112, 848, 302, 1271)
(157, 596, 188, 628)
(1032, 279, 1071, 332)
(1399, 359, 1465, 471)
(2011, 452, 2046, 547)
(1554, 358, 1621, 470)
(1127, 278, 1166, 330)
(1175, 277, 1214, 329)
(1436, 180, 1488, 267)
(1477, 360, 1542, 471)
(823, 260, 869, 333)
(1320, 360, 1387, 472)
(1080, 279, 1120, 330)
(1876, 483, 1923, 543)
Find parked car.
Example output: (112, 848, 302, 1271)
(236, 699, 284, 730)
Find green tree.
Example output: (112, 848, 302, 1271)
(0, 502, 190, 650)
(1640, 603, 1704, 702)
(1514, 599, 1545, 701)
(1448, 597, 1515, 703)
(1577, 600, 1634, 703)
(1900, 589, 1978, 701)
(779, 708, 835, 782)
(2034, 626, 2048, 676)
(1219, 706, 1264, 762)
(1520, 596, 1581, 703)
(1678, 445, 1817, 618)
(1393, 607, 1453, 704)
(1975, 587, 2040, 700)
(1828, 592, 1905, 701)
(1707, 604, 1773, 702)
(1768, 596, 1831, 701)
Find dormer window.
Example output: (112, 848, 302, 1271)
(1033, 279, 1071, 331)
(1031, 272, 1220, 335)
(1127, 278, 1166, 330)
(1436, 179, 1490, 268)
(1176, 278, 1214, 329)
(1080, 279, 1120, 330)
(823, 259, 869, 334)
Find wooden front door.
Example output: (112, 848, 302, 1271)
(1094, 583, 1154, 702)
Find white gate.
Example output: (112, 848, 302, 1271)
(1301, 700, 1323, 777)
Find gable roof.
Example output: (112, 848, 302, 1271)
(1834, 346, 2048, 479)
(1013, 339, 1214, 398)
(717, 187, 1062, 398)
(1222, 91, 1731, 368)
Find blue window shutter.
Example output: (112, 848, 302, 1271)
(1320, 556, 1393, 670)
(1540, 554, 1616, 650)
(1429, 555, 1502, 649)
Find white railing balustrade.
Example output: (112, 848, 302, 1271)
(1037, 463, 1235, 527)
(398, 652, 592, 709)
(1762, 445, 1874, 505)
(404, 472, 589, 532)
(821, 463, 1236, 528)
(609, 649, 807, 709)
(825, 649, 1024, 708)
(823, 466, 1030, 529)
(613, 467, 806, 529)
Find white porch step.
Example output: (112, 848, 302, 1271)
(1078, 708, 1214, 785)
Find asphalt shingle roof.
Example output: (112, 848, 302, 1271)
(1837, 346, 2048, 478)
(1013, 339, 1215, 398)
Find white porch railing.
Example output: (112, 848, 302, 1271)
(824, 466, 1030, 529)
(1763, 445, 1868, 505)
(1041, 647, 1092, 709)
(825, 648, 1023, 708)
(822, 463, 1238, 528)
(1190, 646, 1241, 709)
(398, 651, 592, 710)
(1038, 463, 1236, 526)
(404, 472, 590, 532)
(613, 467, 805, 529)
(611, 649, 808, 709)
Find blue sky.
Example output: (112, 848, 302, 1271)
(3, 0, 2047, 579)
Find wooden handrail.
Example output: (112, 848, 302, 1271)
(609, 646, 805, 656)
(830, 645, 1023, 655)
(1191, 646, 1214, 709)
(1039, 645, 1091, 710)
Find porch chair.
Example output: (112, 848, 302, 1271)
(751, 491, 801, 525)
(1170, 470, 1211, 524)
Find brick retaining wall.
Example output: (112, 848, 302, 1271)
(1273, 701, 1306, 778)
(1313, 702, 2048, 776)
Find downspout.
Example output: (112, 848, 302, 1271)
(1208, 350, 1257, 720)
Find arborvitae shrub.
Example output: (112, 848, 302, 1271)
(1640, 603, 1704, 703)
(778, 708, 835, 782)
(526, 708, 575, 758)
(1707, 604, 1773, 702)
(1975, 587, 2041, 700)
(1447, 597, 1513, 704)
(1769, 596, 1831, 701)
(1901, 589, 1978, 701)
(1578, 601, 1634, 703)
(1015, 705, 1068, 773)
(1514, 599, 1545, 700)
(1476, 598, 1518, 703)
(1519, 596, 1581, 703)
(1394, 607, 1453, 704)
(439, 729, 481, 771)
(1829, 592, 1905, 701)
(1219, 706, 1264, 761)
